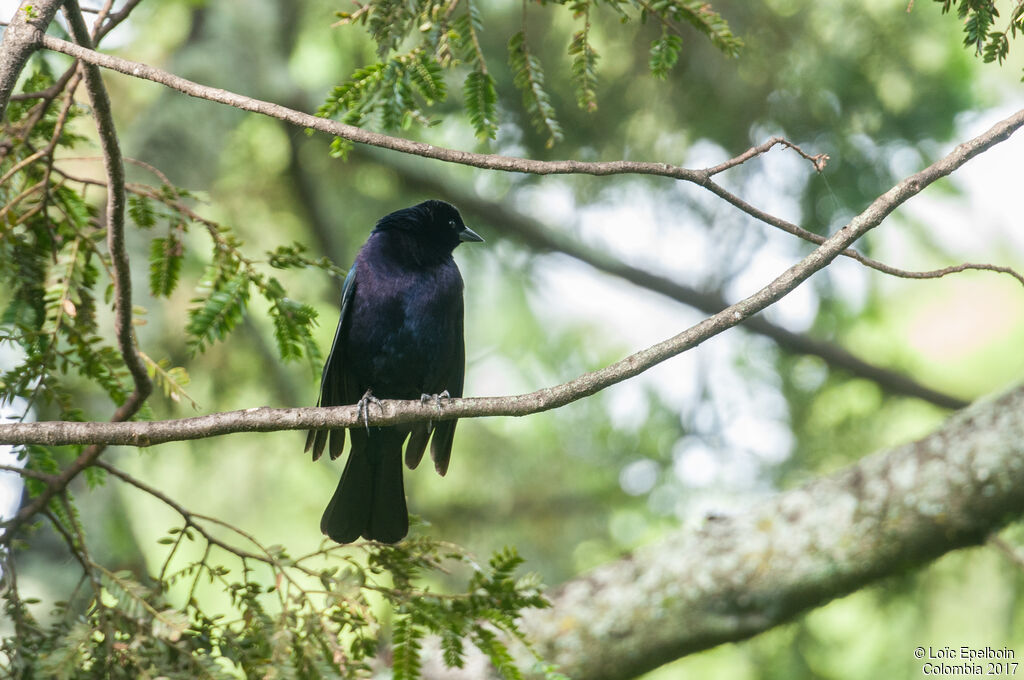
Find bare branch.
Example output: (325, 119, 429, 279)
(0, 463, 53, 481)
(703, 136, 829, 175)
(92, 0, 144, 43)
(702, 177, 1024, 288)
(388, 157, 971, 410)
(1, 103, 1022, 449)
(61, 146, 962, 410)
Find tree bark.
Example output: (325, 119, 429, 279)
(0, 0, 64, 119)
(426, 383, 1024, 680)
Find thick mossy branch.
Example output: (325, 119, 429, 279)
(424, 382, 1024, 680)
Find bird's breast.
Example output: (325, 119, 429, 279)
(346, 259, 463, 396)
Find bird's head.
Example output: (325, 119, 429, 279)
(374, 200, 484, 261)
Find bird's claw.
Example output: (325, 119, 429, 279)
(420, 389, 450, 415)
(420, 390, 450, 431)
(357, 389, 384, 433)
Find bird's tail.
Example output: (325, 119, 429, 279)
(320, 427, 409, 544)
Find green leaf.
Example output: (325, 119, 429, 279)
(128, 194, 157, 229)
(41, 238, 85, 337)
(568, 8, 599, 112)
(472, 626, 522, 680)
(673, 0, 743, 57)
(185, 273, 251, 355)
(268, 293, 321, 371)
(37, 621, 91, 680)
(649, 33, 683, 78)
(84, 465, 106, 489)
(452, 0, 487, 67)
(143, 353, 198, 408)
(151, 608, 190, 642)
(509, 31, 563, 148)
(148, 234, 183, 298)
(392, 617, 423, 680)
(463, 69, 498, 140)
(410, 50, 447, 104)
(317, 62, 386, 120)
(441, 629, 466, 668)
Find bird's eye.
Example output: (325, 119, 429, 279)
(449, 220, 456, 228)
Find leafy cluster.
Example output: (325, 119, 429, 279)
(508, 31, 562, 148)
(321, 0, 742, 146)
(2, 523, 554, 680)
(1, 71, 327, 430)
(318, 50, 447, 158)
(2, 48, 557, 680)
(934, 0, 1024, 75)
(0, 67, 129, 422)
(372, 544, 556, 680)
(126, 188, 324, 374)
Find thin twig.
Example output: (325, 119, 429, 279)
(703, 136, 829, 175)
(93, 0, 146, 43)
(990, 534, 1024, 571)
(0, 463, 54, 481)
(94, 459, 268, 564)
(701, 176, 1024, 287)
(7, 62, 76, 102)
(95, 459, 354, 614)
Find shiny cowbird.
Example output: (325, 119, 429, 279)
(305, 200, 483, 543)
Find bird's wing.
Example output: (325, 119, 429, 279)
(306, 265, 359, 461)
(428, 298, 465, 476)
(321, 264, 358, 396)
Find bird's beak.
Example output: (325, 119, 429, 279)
(458, 226, 485, 243)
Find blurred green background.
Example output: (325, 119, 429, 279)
(11, 0, 1024, 677)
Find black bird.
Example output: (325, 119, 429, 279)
(305, 200, 483, 544)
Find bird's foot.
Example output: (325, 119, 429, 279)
(420, 390, 450, 431)
(419, 390, 451, 415)
(357, 389, 384, 433)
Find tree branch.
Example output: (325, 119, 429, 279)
(93, 460, 268, 564)
(425, 382, 1024, 680)
(1, 104, 1022, 448)
(32, 33, 814, 182)
(63, 1, 150, 405)
(386, 156, 971, 410)
(0, 1, 153, 545)
(700, 176, 1024, 287)
(32, 33, 1024, 289)
(0, 0, 65, 119)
